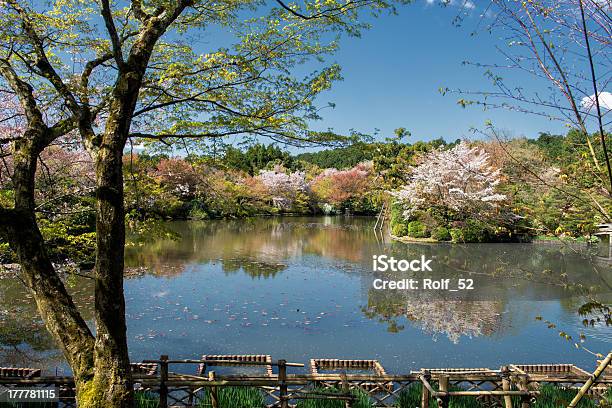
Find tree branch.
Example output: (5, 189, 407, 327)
(100, 0, 126, 70)
(579, 0, 612, 194)
(5, 0, 80, 114)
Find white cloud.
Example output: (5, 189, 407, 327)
(425, 0, 476, 10)
(581, 91, 612, 112)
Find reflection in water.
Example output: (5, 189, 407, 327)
(0, 271, 94, 371)
(363, 291, 505, 343)
(1, 216, 610, 373)
(124, 217, 611, 351)
(125, 218, 374, 276)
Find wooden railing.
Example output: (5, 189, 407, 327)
(1, 357, 611, 407)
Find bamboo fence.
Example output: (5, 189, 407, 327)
(0, 356, 611, 408)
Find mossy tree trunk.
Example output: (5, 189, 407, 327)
(0, 2, 193, 406)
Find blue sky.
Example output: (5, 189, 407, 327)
(302, 0, 567, 143)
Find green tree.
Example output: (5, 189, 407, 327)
(296, 141, 374, 169)
(224, 144, 294, 175)
(0, 0, 404, 406)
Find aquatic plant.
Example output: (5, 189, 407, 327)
(394, 383, 480, 408)
(532, 384, 597, 408)
(197, 386, 266, 408)
(134, 390, 159, 408)
(395, 383, 605, 408)
(295, 387, 372, 408)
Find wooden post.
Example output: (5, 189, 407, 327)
(341, 371, 352, 408)
(437, 375, 449, 408)
(518, 376, 531, 408)
(208, 371, 218, 408)
(501, 366, 513, 408)
(278, 359, 288, 408)
(421, 370, 431, 408)
(187, 385, 194, 407)
(159, 355, 168, 408)
(568, 352, 612, 408)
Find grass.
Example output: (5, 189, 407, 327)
(395, 383, 480, 408)
(395, 383, 612, 408)
(295, 387, 372, 408)
(197, 386, 266, 408)
(134, 390, 159, 408)
(5, 383, 608, 408)
(530, 384, 600, 408)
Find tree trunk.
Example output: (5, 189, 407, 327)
(1, 135, 96, 393)
(78, 138, 133, 407)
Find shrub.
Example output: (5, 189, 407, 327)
(391, 221, 409, 237)
(461, 220, 493, 243)
(450, 227, 464, 243)
(431, 226, 451, 241)
(450, 220, 493, 243)
(407, 220, 429, 238)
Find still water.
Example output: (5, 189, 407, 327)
(1, 217, 611, 375)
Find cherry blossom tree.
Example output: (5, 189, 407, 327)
(154, 158, 200, 199)
(257, 165, 308, 210)
(391, 142, 506, 219)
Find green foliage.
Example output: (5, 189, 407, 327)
(431, 226, 451, 241)
(133, 391, 159, 408)
(0, 242, 16, 263)
(508, 131, 612, 238)
(531, 384, 597, 408)
(37, 219, 96, 265)
(0, 189, 14, 208)
(449, 220, 493, 243)
(603, 387, 612, 406)
(449, 228, 464, 243)
(389, 203, 409, 237)
(394, 383, 430, 407)
(407, 220, 429, 238)
(394, 383, 480, 408)
(197, 387, 266, 408)
(296, 142, 374, 169)
(391, 223, 408, 238)
(295, 388, 372, 408)
(224, 144, 294, 175)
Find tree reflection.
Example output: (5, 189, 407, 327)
(221, 258, 286, 279)
(363, 291, 504, 343)
(0, 270, 94, 369)
(362, 241, 610, 343)
(124, 217, 373, 276)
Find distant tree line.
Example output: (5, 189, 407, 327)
(2, 129, 609, 268)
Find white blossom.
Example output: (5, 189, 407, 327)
(391, 142, 506, 218)
(256, 165, 307, 209)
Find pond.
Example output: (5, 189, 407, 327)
(1, 216, 611, 375)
